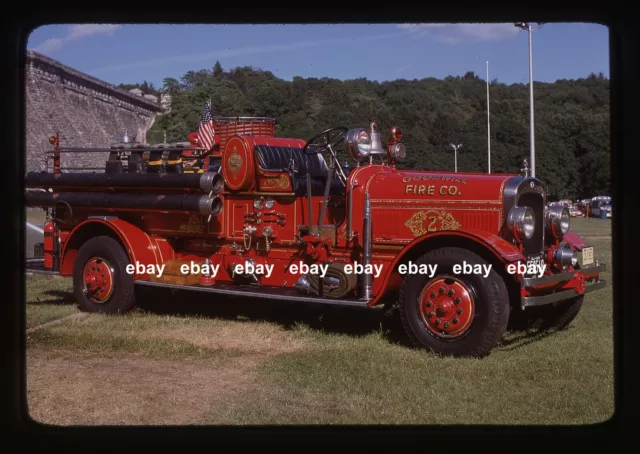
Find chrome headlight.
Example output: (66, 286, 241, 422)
(554, 242, 578, 269)
(345, 128, 372, 161)
(507, 206, 535, 240)
(388, 143, 406, 162)
(545, 206, 570, 237)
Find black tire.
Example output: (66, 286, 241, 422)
(535, 295, 584, 330)
(73, 236, 137, 314)
(513, 295, 584, 331)
(397, 247, 510, 358)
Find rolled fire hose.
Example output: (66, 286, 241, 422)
(307, 263, 357, 298)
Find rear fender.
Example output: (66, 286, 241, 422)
(370, 228, 526, 306)
(60, 219, 169, 279)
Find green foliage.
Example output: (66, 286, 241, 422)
(118, 81, 160, 96)
(149, 67, 610, 199)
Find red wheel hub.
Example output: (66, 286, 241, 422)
(83, 257, 114, 303)
(419, 276, 475, 338)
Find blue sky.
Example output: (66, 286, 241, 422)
(27, 23, 609, 88)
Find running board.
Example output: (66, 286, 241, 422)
(25, 258, 62, 276)
(135, 280, 371, 307)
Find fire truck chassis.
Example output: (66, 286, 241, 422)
(25, 118, 607, 357)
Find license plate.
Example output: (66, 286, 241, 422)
(525, 254, 544, 277)
(581, 247, 594, 266)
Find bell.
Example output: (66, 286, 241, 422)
(369, 121, 384, 154)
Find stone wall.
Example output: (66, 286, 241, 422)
(25, 50, 164, 173)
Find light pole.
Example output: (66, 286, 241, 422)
(486, 60, 491, 174)
(450, 143, 462, 172)
(514, 22, 542, 178)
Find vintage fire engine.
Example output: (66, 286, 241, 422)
(25, 117, 607, 357)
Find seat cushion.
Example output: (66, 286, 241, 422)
(253, 145, 329, 178)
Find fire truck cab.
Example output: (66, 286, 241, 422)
(25, 117, 607, 358)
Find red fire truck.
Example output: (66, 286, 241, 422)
(25, 117, 607, 357)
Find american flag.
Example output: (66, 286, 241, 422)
(197, 101, 215, 151)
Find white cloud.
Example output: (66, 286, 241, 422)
(397, 23, 520, 44)
(395, 64, 413, 75)
(67, 24, 121, 40)
(33, 24, 122, 53)
(89, 31, 405, 74)
(35, 37, 64, 53)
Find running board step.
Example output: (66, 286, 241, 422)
(135, 280, 371, 307)
(25, 258, 61, 275)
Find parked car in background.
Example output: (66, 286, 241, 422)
(569, 204, 583, 217)
(589, 196, 612, 218)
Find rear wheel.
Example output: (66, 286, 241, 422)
(73, 236, 137, 314)
(397, 247, 510, 358)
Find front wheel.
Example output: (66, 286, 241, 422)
(73, 236, 137, 314)
(397, 247, 510, 358)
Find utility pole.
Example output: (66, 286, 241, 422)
(486, 60, 491, 174)
(514, 22, 543, 178)
(450, 143, 462, 172)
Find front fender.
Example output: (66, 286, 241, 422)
(369, 228, 525, 306)
(60, 218, 164, 279)
(562, 231, 588, 250)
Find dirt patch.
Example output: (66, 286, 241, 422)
(149, 323, 308, 355)
(27, 348, 267, 426)
(26, 319, 311, 425)
(27, 313, 90, 333)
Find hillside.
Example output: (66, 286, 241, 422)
(148, 63, 610, 199)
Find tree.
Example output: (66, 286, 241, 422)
(162, 77, 180, 94)
(146, 65, 610, 196)
(213, 61, 223, 77)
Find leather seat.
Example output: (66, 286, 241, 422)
(253, 145, 328, 177)
(253, 145, 347, 196)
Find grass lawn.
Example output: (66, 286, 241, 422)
(25, 218, 614, 425)
(570, 216, 611, 237)
(26, 208, 46, 225)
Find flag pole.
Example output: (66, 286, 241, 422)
(486, 60, 491, 174)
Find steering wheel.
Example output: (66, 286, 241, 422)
(302, 126, 349, 155)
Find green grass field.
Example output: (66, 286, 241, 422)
(25, 208, 46, 225)
(25, 218, 614, 425)
(570, 217, 611, 236)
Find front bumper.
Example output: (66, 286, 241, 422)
(520, 263, 607, 308)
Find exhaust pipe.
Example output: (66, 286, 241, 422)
(25, 191, 223, 216)
(360, 193, 372, 301)
(24, 171, 224, 194)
